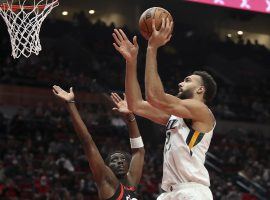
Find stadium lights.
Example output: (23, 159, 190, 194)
(62, 11, 68, 16)
(89, 10, 95, 15)
(237, 31, 243, 35)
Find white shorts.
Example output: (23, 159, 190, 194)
(157, 182, 213, 200)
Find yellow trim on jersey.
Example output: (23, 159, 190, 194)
(188, 130, 200, 149)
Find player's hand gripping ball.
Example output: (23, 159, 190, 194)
(139, 7, 173, 40)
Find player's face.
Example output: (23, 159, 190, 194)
(177, 75, 202, 99)
(108, 153, 129, 178)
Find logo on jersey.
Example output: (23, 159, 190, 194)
(186, 130, 205, 156)
(166, 119, 178, 131)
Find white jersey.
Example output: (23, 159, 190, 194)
(161, 115, 215, 192)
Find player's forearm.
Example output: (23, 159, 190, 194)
(125, 113, 141, 139)
(66, 102, 107, 181)
(125, 59, 169, 124)
(145, 46, 166, 103)
(125, 113, 145, 156)
(125, 59, 144, 111)
(66, 103, 93, 145)
(125, 113, 145, 185)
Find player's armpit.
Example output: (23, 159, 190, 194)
(132, 100, 170, 125)
(95, 166, 120, 199)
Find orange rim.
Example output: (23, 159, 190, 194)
(0, 0, 58, 11)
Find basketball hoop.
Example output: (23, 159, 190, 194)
(0, 0, 59, 58)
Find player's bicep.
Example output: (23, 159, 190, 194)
(127, 148, 145, 186)
(83, 142, 118, 186)
(133, 101, 170, 125)
(150, 94, 205, 120)
(165, 103, 193, 119)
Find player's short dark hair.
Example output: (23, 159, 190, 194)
(105, 150, 131, 165)
(193, 71, 217, 105)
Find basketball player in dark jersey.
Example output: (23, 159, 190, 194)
(53, 86, 144, 200)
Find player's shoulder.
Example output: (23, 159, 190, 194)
(182, 99, 215, 123)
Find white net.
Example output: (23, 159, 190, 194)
(0, 0, 59, 58)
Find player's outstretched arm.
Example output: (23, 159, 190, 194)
(145, 18, 172, 108)
(113, 29, 169, 125)
(145, 19, 210, 122)
(52, 85, 118, 199)
(111, 92, 145, 186)
(145, 18, 202, 119)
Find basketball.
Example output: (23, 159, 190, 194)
(139, 7, 173, 40)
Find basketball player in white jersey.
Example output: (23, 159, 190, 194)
(112, 17, 217, 200)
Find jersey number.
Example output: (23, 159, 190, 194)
(165, 119, 177, 153)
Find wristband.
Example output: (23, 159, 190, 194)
(130, 136, 144, 149)
(66, 100, 75, 103)
(126, 113, 135, 122)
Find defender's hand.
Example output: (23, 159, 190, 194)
(111, 92, 132, 115)
(52, 85, 74, 102)
(113, 29, 139, 62)
(148, 18, 173, 49)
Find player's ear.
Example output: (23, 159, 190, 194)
(197, 86, 205, 95)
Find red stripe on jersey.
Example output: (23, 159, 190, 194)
(124, 186, 136, 191)
(116, 184, 124, 200)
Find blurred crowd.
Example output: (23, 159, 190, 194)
(210, 131, 270, 199)
(0, 12, 270, 122)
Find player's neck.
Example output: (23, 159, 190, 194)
(119, 177, 129, 185)
(192, 95, 204, 103)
